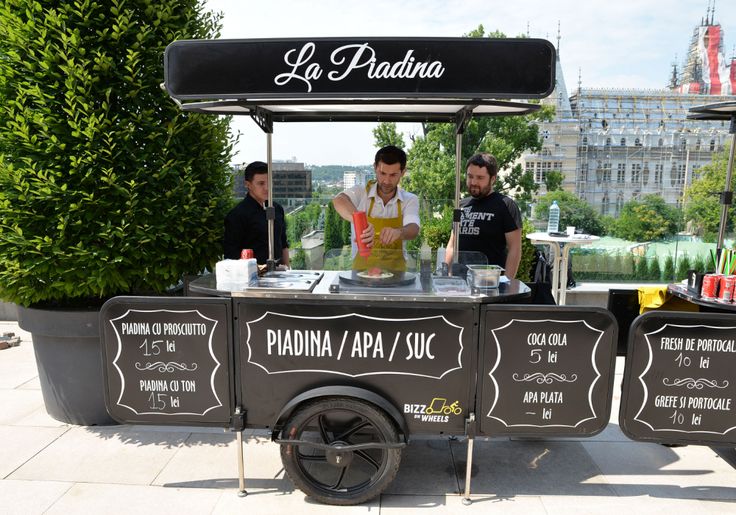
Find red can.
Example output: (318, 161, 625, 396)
(718, 275, 736, 303)
(240, 249, 254, 260)
(701, 273, 719, 299)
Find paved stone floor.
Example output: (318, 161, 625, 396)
(2, 320, 736, 514)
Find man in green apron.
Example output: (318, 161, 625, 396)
(333, 145, 420, 272)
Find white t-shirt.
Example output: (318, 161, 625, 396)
(342, 182, 420, 256)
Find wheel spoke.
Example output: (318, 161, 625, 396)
(330, 464, 350, 489)
(355, 449, 381, 471)
(283, 401, 401, 503)
(297, 451, 328, 462)
(335, 419, 371, 441)
(317, 414, 331, 443)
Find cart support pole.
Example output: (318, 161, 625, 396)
(452, 108, 473, 268)
(266, 131, 276, 272)
(236, 430, 248, 497)
(462, 412, 476, 505)
(452, 130, 463, 267)
(462, 437, 474, 505)
(716, 115, 736, 257)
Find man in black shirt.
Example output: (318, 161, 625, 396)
(445, 153, 521, 278)
(223, 161, 289, 265)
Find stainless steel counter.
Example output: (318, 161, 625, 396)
(188, 271, 530, 304)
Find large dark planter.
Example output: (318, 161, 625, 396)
(17, 305, 117, 425)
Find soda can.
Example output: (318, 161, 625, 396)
(718, 275, 736, 303)
(701, 273, 719, 299)
(240, 249, 254, 260)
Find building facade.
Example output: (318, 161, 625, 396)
(343, 170, 370, 189)
(271, 161, 312, 205)
(521, 14, 735, 216)
(231, 160, 312, 206)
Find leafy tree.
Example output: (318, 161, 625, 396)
(373, 122, 405, 149)
(683, 144, 734, 241)
(417, 205, 453, 251)
(290, 246, 307, 270)
(634, 257, 650, 281)
(324, 203, 345, 251)
(692, 254, 708, 273)
(611, 253, 625, 281)
(663, 255, 675, 282)
(600, 215, 617, 237)
(649, 257, 662, 281)
(676, 254, 691, 280)
(500, 163, 540, 214)
(622, 254, 636, 279)
(0, 0, 233, 306)
(286, 201, 323, 243)
(544, 170, 564, 192)
(341, 215, 351, 247)
(402, 26, 553, 209)
(610, 194, 681, 241)
(534, 191, 605, 236)
(518, 219, 536, 283)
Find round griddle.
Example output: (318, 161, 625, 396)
(338, 270, 416, 288)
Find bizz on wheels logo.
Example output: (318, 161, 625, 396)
(404, 397, 462, 424)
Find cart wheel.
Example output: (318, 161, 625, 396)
(280, 397, 402, 505)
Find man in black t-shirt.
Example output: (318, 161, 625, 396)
(223, 161, 289, 265)
(445, 153, 521, 278)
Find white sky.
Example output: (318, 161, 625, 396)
(204, 0, 736, 166)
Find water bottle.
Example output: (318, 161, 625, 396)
(547, 200, 560, 234)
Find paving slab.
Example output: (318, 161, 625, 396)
(212, 487, 379, 514)
(0, 344, 38, 389)
(384, 437, 458, 495)
(43, 483, 224, 515)
(452, 438, 617, 498)
(380, 493, 548, 514)
(10, 405, 71, 428)
(144, 431, 293, 493)
(9, 425, 188, 485)
(0, 425, 69, 478)
(0, 479, 73, 515)
(582, 440, 736, 500)
(540, 494, 736, 514)
(0, 388, 47, 425)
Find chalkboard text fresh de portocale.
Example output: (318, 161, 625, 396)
(660, 336, 736, 352)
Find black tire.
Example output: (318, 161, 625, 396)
(279, 397, 402, 505)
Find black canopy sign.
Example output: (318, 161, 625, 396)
(101, 297, 233, 426)
(620, 311, 736, 445)
(245, 311, 464, 379)
(479, 306, 617, 436)
(165, 37, 555, 100)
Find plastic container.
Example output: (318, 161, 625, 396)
(466, 264, 504, 289)
(420, 241, 432, 275)
(216, 258, 258, 291)
(436, 246, 447, 275)
(352, 211, 371, 257)
(547, 200, 560, 234)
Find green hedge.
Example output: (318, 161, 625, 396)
(0, 1, 233, 306)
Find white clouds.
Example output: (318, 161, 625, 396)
(203, 0, 736, 164)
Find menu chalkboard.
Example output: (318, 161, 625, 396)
(236, 298, 476, 434)
(620, 311, 736, 445)
(101, 297, 234, 426)
(479, 306, 617, 437)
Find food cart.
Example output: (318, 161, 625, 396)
(100, 37, 624, 506)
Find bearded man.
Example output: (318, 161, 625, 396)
(444, 153, 522, 278)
